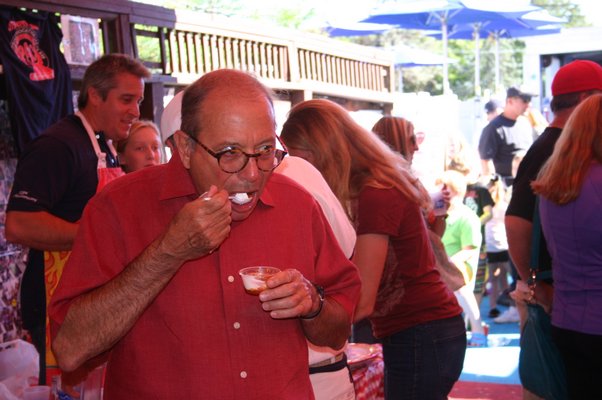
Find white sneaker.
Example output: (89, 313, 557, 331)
(493, 306, 520, 323)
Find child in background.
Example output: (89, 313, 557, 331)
(115, 120, 164, 173)
(485, 175, 512, 318)
(447, 139, 494, 306)
(440, 170, 487, 346)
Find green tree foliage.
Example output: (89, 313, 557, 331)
(532, 0, 588, 27)
(246, 7, 316, 29)
(447, 37, 525, 99)
(351, 29, 447, 94)
(140, 0, 243, 16)
(138, 0, 315, 27)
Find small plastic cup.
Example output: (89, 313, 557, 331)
(239, 266, 281, 295)
(429, 190, 447, 216)
(23, 385, 51, 400)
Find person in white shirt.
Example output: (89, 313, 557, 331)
(276, 156, 357, 400)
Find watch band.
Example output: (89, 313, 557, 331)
(300, 283, 324, 320)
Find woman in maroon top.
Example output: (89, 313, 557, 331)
(281, 99, 466, 400)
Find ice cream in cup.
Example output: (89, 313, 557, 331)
(239, 266, 281, 295)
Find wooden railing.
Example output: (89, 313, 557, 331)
(130, 9, 395, 104)
(2, 0, 395, 108)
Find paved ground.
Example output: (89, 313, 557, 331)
(450, 295, 523, 400)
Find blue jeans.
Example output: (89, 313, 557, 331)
(382, 314, 466, 400)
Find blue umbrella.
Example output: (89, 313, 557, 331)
(429, 8, 564, 94)
(391, 44, 457, 92)
(362, 0, 541, 94)
(323, 25, 451, 92)
(323, 22, 395, 37)
(391, 43, 456, 67)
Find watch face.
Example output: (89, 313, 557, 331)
(315, 284, 325, 301)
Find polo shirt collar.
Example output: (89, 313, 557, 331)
(257, 177, 276, 208)
(159, 152, 197, 201)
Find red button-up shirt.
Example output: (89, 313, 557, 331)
(50, 154, 361, 399)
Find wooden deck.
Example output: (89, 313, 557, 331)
(4, 0, 396, 120)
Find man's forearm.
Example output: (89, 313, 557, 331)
(302, 298, 351, 351)
(5, 211, 78, 251)
(52, 237, 183, 372)
(505, 216, 533, 281)
(480, 159, 495, 178)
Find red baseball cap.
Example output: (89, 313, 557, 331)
(552, 60, 602, 96)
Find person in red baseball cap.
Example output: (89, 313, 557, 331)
(551, 59, 602, 96)
(505, 59, 602, 400)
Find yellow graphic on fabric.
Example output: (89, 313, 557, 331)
(44, 250, 71, 377)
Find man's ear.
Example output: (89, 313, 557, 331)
(579, 91, 592, 103)
(174, 130, 193, 169)
(87, 86, 102, 107)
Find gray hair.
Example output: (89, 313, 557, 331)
(77, 53, 150, 109)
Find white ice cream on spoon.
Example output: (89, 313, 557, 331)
(200, 191, 252, 205)
(229, 192, 251, 205)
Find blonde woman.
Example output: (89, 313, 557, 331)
(116, 120, 163, 173)
(531, 93, 602, 400)
(281, 99, 466, 400)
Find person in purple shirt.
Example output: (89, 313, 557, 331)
(531, 93, 602, 400)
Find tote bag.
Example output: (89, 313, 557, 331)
(518, 197, 567, 400)
(519, 303, 567, 400)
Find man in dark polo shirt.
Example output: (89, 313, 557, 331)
(478, 86, 537, 186)
(5, 53, 149, 384)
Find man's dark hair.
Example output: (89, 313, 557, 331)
(77, 53, 150, 109)
(550, 90, 599, 113)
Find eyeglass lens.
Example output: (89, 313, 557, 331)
(218, 148, 286, 173)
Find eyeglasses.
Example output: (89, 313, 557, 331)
(187, 134, 287, 173)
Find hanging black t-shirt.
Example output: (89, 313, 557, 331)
(0, 7, 73, 154)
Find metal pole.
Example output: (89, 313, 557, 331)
(397, 65, 404, 92)
(474, 24, 481, 98)
(442, 18, 450, 95)
(494, 32, 501, 94)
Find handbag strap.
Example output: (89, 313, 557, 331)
(529, 196, 541, 273)
(529, 196, 552, 287)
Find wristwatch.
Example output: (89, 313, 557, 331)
(300, 283, 324, 320)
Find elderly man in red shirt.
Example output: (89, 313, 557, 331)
(49, 69, 361, 399)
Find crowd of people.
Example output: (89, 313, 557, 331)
(5, 52, 602, 400)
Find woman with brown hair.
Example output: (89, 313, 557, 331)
(281, 99, 466, 400)
(372, 116, 419, 164)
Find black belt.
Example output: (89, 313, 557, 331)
(309, 353, 349, 374)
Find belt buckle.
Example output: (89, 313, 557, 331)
(309, 352, 344, 368)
